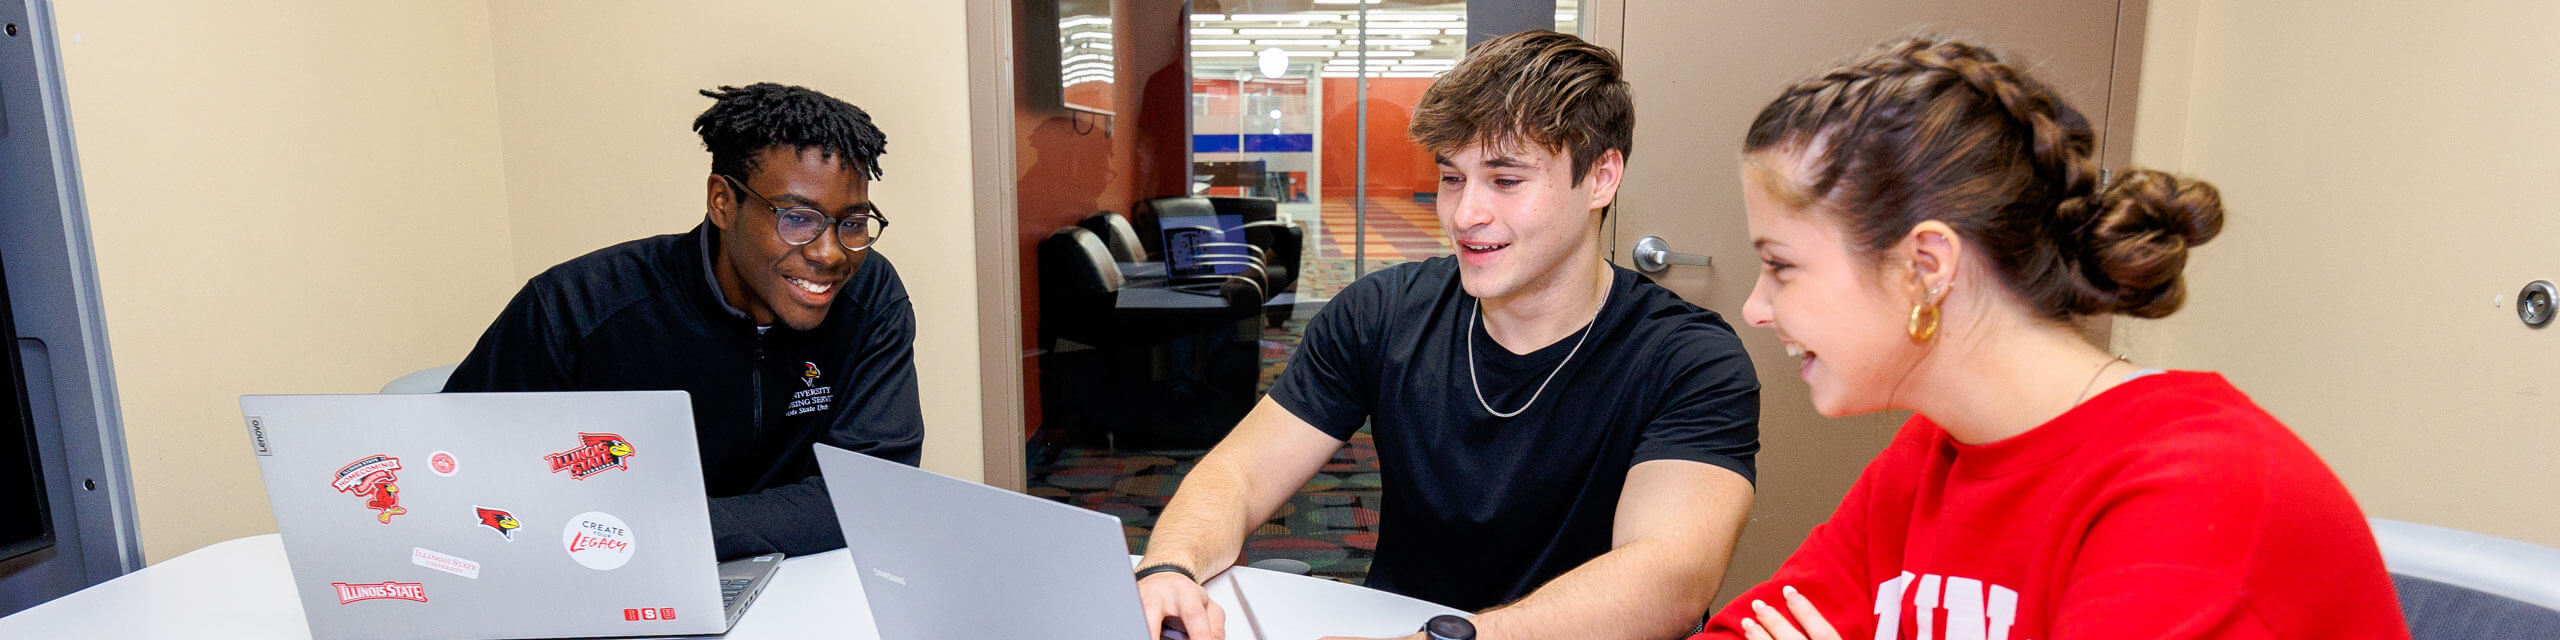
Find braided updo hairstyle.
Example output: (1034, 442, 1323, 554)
(1745, 36, 2223, 319)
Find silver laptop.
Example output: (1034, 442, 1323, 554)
(241, 392, 781, 640)
(814, 442, 1156, 639)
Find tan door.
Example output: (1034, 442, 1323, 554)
(1586, 0, 2148, 606)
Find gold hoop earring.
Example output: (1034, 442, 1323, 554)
(1907, 284, 1943, 342)
(1907, 302, 1940, 342)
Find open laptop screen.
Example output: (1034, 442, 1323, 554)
(1159, 213, 1248, 280)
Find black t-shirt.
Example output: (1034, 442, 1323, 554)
(1269, 257, 1759, 611)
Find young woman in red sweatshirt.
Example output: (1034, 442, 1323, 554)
(1696, 36, 2408, 640)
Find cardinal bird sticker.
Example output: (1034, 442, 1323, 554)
(546, 432, 635, 480)
(474, 506, 522, 541)
(330, 454, 407, 524)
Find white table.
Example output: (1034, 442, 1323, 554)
(0, 534, 1463, 639)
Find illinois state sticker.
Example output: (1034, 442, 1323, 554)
(545, 433, 635, 480)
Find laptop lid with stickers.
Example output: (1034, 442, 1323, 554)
(242, 392, 726, 639)
(814, 442, 1153, 639)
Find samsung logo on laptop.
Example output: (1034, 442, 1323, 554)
(870, 568, 907, 585)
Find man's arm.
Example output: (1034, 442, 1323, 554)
(1457, 460, 1754, 640)
(1137, 396, 1346, 640)
(443, 282, 572, 392)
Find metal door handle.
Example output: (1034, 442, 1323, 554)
(1631, 235, 1709, 273)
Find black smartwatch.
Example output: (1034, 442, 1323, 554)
(1133, 563, 1198, 583)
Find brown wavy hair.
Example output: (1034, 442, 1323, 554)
(1745, 36, 2223, 319)
(1410, 30, 1632, 188)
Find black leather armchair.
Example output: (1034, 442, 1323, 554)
(1036, 225, 1263, 449)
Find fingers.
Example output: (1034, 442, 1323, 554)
(1740, 617, 1775, 640)
(1137, 572, 1225, 640)
(1750, 598, 1810, 640)
(1782, 585, 1842, 640)
(1139, 573, 1213, 640)
(1143, 594, 1166, 640)
(1200, 597, 1227, 640)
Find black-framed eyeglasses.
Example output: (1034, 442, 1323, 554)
(721, 174, 890, 252)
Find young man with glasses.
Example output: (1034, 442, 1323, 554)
(445, 83, 920, 560)
(1136, 32, 1760, 640)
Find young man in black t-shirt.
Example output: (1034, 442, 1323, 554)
(1136, 32, 1761, 640)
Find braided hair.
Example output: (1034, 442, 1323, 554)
(694, 83, 889, 182)
(1744, 36, 2223, 319)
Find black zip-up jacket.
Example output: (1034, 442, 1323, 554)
(444, 221, 924, 559)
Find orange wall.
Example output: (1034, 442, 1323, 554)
(1321, 77, 1441, 200)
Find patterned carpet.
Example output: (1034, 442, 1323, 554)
(1024, 194, 1444, 584)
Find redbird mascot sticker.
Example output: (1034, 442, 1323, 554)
(330, 454, 407, 524)
(545, 432, 635, 480)
(474, 506, 522, 541)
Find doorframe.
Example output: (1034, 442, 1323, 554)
(1584, 0, 1626, 260)
(966, 0, 1027, 492)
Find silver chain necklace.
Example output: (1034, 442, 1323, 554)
(1466, 285, 1610, 418)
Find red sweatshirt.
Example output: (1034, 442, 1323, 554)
(1695, 371, 2407, 640)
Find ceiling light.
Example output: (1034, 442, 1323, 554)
(1365, 13, 1462, 22)
(1350, 28, 1443, 36)
(1238, 28, 1336, 36)
(1192, 51, 1254, 58)
(1232, 13, 1340, 22)
(1257, 48, 1290, 78)
(1194, 39, 1251, 46)
(1253, 39, 1339, 47)
(1191, 28, 1233, 36)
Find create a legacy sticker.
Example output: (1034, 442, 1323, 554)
(546, 432, 635, 480)
(428, 450, 459, 477)
(329, 454, 406, 524)
(562, 511, 635, 571)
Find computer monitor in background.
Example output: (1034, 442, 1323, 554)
(1159, 213, 1248, 281)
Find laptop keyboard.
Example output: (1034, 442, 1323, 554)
(720, 578, 753, 607)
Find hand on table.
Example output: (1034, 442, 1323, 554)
(1741, 585, 1840, 640)
(1139, 571, 1227, 640)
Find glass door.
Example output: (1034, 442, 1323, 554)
(1019, 0, 1581, 586)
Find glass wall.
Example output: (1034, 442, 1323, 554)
(1019, 0, 1579, 585)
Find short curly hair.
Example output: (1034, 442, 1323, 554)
(693, 83, 888, 181)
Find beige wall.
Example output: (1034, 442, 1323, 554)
(53, 0, 981, 564)
(481, 1, 984, 482)
(2123, 0, 2560, 546)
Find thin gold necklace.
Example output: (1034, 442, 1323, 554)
(2075, 354, 2133, 404)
